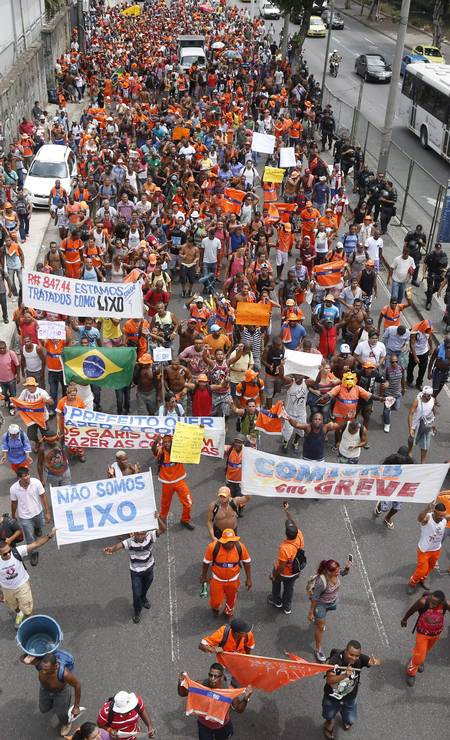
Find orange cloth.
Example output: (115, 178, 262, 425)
(218, 652, 331, 692)
(255, 401, 285, 435)
(11, 397, 47, 429)
(262, 182, 277, 203)
(157, 448, 186, 483)
(235, 378, 264, 408)
(44, 339, 66, 372)
(380, 303, 407, 329)
(202, 625, 255, 653)
(407, 633, 440, 676)
(221, 187, 246, 214)
(312, 260, 346, 287)
(160, 479, 192, 523)
(275, 531, 304, 576)
(409, 548, 441, 586)
(277, 229, 294, 254)
(225, 447, 242, 482)
(204, 540, 250, 583)
(181, 675, 242, 725)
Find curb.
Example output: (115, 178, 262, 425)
(337, 4, 421, 52)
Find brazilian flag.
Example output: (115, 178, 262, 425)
(62, 347, 136, 389)
(111, 67, 124, 87)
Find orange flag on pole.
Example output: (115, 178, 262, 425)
(218, 652, 332, 692)
(235, 301, 271, 327)
(312, 260, 346, 287)
(181, 674, 243, 724)
(11, 397, 47, 429)
(255, 400, 285, 434)
(273, 202, 297, 213)
(221, 188, 246, 214)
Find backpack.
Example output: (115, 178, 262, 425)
(291, 546, 307, 575)
(212, 500, 238, 520)
(12, 546, 27, 569)
(306, 573, 326, 597)
(36, 649, 74, 681)
(219, 623, 250, 650)
(15, 197, 28, 216)
(212, 540, 242, 565)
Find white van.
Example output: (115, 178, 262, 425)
(24, 145, 76, 208)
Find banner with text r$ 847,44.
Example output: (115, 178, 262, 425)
(241, 447, 448, 503)
(50, 471, 157, 546)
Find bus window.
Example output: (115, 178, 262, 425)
(402, 71, 414, 99)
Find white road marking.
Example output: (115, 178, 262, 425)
(167, 514, 180, 662)
(334, 38, 358, 57)
(341, 504, 390, 647)
(363, 35, 376, 45)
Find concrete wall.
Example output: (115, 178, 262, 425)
(0, 5, 70, 148)
(0, 0, 46, 76)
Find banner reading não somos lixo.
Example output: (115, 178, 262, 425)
(242, 448, 448, 502)
(64, 407, 225, 458)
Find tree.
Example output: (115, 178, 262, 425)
(275, 0, 315, 58)
(432, 0, 449, 46)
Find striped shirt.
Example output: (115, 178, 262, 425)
(123, 532, 155, 572)
(98, 695, 145, 739)
(242, 327, 263, 367)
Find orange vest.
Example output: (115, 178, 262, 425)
(226, 447, 242, 482)
(157, 448, 186, 484)
(45, 339, 65, 371)
(61, 238, 82, 264)
(380, 305, 401, 328)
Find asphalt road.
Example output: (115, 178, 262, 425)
(1, 264, 450, 740)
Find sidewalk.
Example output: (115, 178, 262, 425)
(1, 98, 85, 350)
(336, 0, 450, 55)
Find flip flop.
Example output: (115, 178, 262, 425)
(323, 725, 334, 739)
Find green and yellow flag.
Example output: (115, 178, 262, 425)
(62, 347, 136, 389)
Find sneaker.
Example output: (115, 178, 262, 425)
(30, 552, 39, 566)
(132, 612, 141, 624)
(383, 424, 390, 433)
(383, 518, 394, 530)
(407, 583, 417, 595)
(314, 650, 327, 663)
(373, 502, 382, 518)
(59, 724, 72, 737)
(14, 611, 24, 629)
(425, 302, 431, 311)
(180, 520, 195, 530)
(406, 674, 416, 686)
(9, 408, 15, 416)
(283, 606, 292, 615)
(142, 599, 151, 609)
(267, 596, 282, 608)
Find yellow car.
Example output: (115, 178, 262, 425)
(307, 15, 327, 37)
(412, 44, 445, 64)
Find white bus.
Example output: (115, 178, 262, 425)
(401, 63, 450, 160)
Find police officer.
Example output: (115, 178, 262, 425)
(366, 172, 387, 221)
(379, 181, 397, 234)
(404, 225, 427, 286)
(424, 242, 448, 310)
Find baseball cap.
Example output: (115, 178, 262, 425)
(340, 344, 351, 354)
(218, 486, 231, 498)
(325, 294, 335, 302)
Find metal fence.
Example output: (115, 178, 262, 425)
(322, 86, 445, 247)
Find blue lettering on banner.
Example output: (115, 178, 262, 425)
(57, 486, 91, 504)
(65, 500, 137, 532)
(96, 476, 145, 496)
(254, 456, 404, 483)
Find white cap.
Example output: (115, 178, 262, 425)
(113, 691, 138, 713)
(340, 344, 351, 354)
(421, 386, 433, 396)
(8, 424, 20, 434)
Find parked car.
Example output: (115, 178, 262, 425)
(313, 0, 328, 11)
(355, 54, 392, 82)
(400, 53, 429, 76)
(24, 145, 76, 208)
(412, 44, 445, 64)
(321, 9, 344, 29)
(307, 15, 327, 37)
(259, 0, 280, 18)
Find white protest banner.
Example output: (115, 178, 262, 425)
(242, 447, 448, 502)
(51, 471, 157, 546)
(284, 349, 323, 380)
(279, 147, 297, 168)
(23, 270, 143, 319)
(37, 321, 67, 341)
(251, 132, 275, 154)
(64, 406, 226, 458)
(153, 347, 172, 362)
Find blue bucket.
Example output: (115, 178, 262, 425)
(16, 615, 63, 657)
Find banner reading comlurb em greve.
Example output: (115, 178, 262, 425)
(64, 406, 225, 458)
(242, 448, 448, 502)
(23, 269, 143, 318)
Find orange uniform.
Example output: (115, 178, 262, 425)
(203, 538, 251, 616)
(379, 303, 408, 329)
(156, 447, 192, 523)
(235, 378, 264, 408)
(327, 384, 370, 422)
(201, 624, 255, 653)
(123, 319, 150, 359)
(57, 394, 86, 458)
(275, 531, 304, 576)
(44, 339, 66, 372)
(61, 237, 83, 279)
(225, 447, 242, 483)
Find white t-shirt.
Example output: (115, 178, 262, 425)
(202, 236, 221, 264)
(0, 544, 29, 589)
(366, 236, 383, 262)
(354, 340, 386, 365)
(418, 513, 446, 553)
(75, 383, 94, 410)
(179, 144, 196, 161)
(10, 478, 45, 518)
(391, 255, 415, 283)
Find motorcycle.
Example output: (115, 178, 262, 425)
(329, 60, 339, 77)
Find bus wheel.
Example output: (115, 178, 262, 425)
(419, 126, 428, 149)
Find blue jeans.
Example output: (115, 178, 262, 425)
(322, 694, 358, 725)
(19, 213, 29, 240)
(18, 511, 45, 545)
(130, 566, 154, 615)
(382, 395, 401, 424)
(1, 379, 17, 409)
(390, 279, 405, 303)
(48, 371, 65, 407)
(203, 262, 217, 277)
(46, 469, 71, 487)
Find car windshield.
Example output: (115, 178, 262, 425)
(367, 57, 385, 67)
(28, 161, 68, 178)
(425, 48, 441, 57)
(182, 54, 205, 66)
(311, 18, 322, 24)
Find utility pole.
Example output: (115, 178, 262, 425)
(77, 0, 86, 54)
(377, 0, 411, 172)
(321, 0, 335, 102)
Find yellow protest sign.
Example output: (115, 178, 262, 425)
(170, 422, 205, 464)
(263, 167, 285, 183)
(121, 4, 141, 16)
